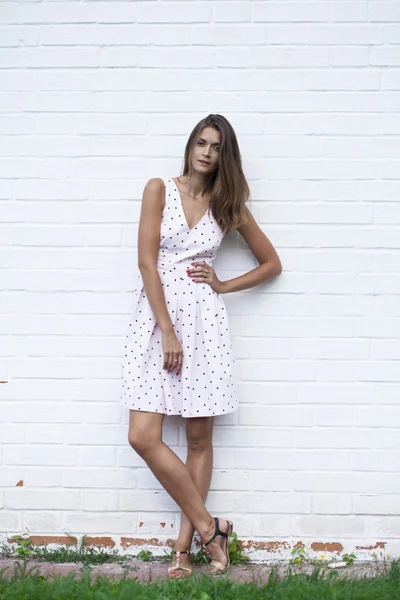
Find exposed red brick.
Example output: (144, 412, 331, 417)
(266, 541, 291, 553)
(84, 537, 115, 548)
(311, 542, 343, 553)
(15, 481, 23, 487)
(7, 536, 78, 546)
(355, 541, 386, 550)
(139, 522, 144, 527)
(160, 522, 166, 528)
(121, 537, 163, 548)
(293, 541, 305, 549)
(241, 540, 290, 553)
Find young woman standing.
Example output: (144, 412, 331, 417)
(121, 114, 282, 578)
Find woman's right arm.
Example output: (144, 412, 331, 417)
(137, 178, 183, 374)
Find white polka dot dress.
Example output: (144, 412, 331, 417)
(120, 177, 238, 418)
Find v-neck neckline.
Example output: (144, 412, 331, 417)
(171, 177, 209, 232)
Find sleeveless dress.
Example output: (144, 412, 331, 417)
(120, 177, 238, 417)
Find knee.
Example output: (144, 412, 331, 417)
(128, 429, 156, 456)
(186, 423, 213, 454)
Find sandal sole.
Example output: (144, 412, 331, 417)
(208, 520, 233, 576)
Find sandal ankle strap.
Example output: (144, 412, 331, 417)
(204, 517, 228, 547)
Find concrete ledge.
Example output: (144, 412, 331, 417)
(0, 558, 390, 583)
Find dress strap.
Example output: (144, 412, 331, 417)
(162, 177, 174, 211)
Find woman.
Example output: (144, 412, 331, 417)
(121, 114, 282, 578)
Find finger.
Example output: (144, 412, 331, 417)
(176, 351, 183, 374)
(167, 353, 175, 372)
(163, 352, 170, 370)
(171, 353, 180, 372)
(190, 268, 208, 278)
(192, 276, 210, 283)
(167, 353, 174, 371)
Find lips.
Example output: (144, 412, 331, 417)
(199, 160, 210, 166)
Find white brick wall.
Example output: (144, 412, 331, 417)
(1, 1, 400, 560)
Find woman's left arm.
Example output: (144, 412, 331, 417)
(219, 207, 282, 294)
(187, 207, 282, 293)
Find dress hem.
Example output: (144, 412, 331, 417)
(125, 406, 239, 418)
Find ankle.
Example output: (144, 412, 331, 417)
(198, 516, 216, 542)
(174, 540, 192, 553)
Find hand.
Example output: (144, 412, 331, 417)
(161, 329, 183, 374)
(186, 262, 225, 294)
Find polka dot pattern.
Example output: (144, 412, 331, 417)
(120, 177, 239, 418)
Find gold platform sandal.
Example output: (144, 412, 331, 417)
(167, 550, 192, 579)
(202, 517, 233, 576)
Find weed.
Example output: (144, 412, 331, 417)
(290, 545, 308, 565)
(342, 552, 357, 567)
(228, 531, 251, 565)
(9, 535, 34, 560)
(137, 549, 153, 562)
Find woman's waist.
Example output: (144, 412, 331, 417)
(156, 260, 212, 272)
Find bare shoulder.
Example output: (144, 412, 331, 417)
(141, 177, 166, 211)
(144, 177, 165, 193)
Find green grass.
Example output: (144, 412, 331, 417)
(0, 561, 399, 600)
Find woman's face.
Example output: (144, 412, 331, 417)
(190, 126, 220, 175)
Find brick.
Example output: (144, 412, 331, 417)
(331, 2, 369, 22)
(254, 47, 329, 67)
(64, 512, 136, 534)
(23, 511, 60, 532)
(367, 516, 400, 537)
(239, 406, 313, 427)
(307, 24, 382, 44)
(81, 491, 119, 512)
(5, 490, 79, 510)
(234, 492, 311, 514)
(136, 3, 210, 23)
(294, 472, 358, 493)
(295, 428, 372, 449)
(353, 494, 400, 515)
(0, 512, 21, 531)
(369, 1, 400, 22)
(4, 445, 79, 467)
(213, 3, 251, 22)
(62, 468, 135, 490)
(313, 494, 352, 515)
(253, 2, 329, 22)
(23, 468, 63, 488)
(294, 515, 366, 537)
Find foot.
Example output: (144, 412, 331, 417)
(167, 550, 192, 579)
(201, 517, 233, 575)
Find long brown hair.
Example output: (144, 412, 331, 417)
(180, 114, 250, 233)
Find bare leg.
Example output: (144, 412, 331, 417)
(128, 410, 229, 566)
(174, 416, 214, 553)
